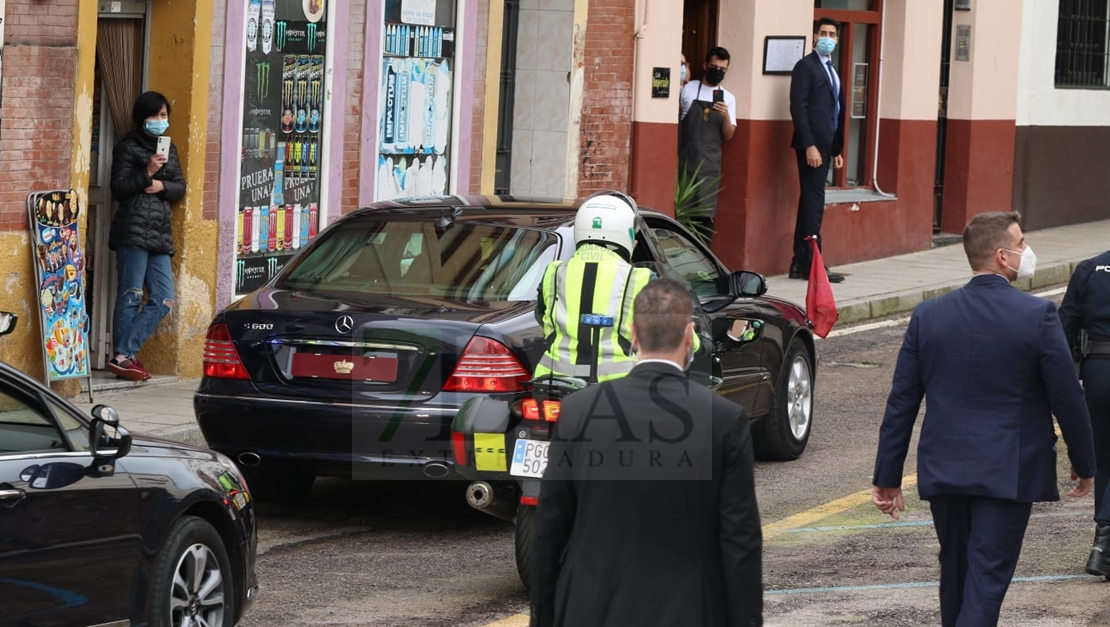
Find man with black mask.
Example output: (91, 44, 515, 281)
(679, 46, 736, 244)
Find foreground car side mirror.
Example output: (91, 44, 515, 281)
(0, 311, 17, 336)
(89, 405, 132, 474)
(730, 270, 767, 297)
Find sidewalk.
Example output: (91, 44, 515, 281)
(68, 218, 1110, 445)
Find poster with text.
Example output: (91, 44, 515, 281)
(377, 0, 456, 201)
(236, 0, 329, 295)
(28, 190, 91, 381)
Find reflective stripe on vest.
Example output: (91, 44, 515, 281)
(534, 245, 652, 382)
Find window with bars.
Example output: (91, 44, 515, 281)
(1055, 0, 1110, 88)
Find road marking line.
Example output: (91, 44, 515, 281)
(785, 510, 1083, 534)
(766, 574, 1090, 596)
(762, 474, 918, 541)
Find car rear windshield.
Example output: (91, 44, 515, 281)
(276, 218, 558, 301)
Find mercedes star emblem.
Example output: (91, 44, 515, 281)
(335, 315, 354, 334)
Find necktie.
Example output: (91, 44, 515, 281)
(827, 60, 840, 130)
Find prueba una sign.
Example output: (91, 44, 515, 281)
(401, 0, 435, 25)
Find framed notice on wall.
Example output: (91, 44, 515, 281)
(27, 190, 92, 389)
(763, 36, 806, 75)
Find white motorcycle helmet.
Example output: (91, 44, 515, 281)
(573, 192, 638, 260)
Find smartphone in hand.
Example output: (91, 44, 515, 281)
(156, 136, 171, 158)
(712, 88, 724, 104)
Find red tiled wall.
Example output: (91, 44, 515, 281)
(576, 0, 635, 198)
(469, 0, 489, 194)
(341, 0, 367, 214)
(203, 0, 227, 221)
(0, 0, 79, 231)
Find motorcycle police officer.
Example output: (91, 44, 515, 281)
(532, 191, 698, 383)
(1059, 251, 1110, 579)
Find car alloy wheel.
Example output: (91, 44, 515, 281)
(787, 354, 812, 440)
(171, 543, 226, 627)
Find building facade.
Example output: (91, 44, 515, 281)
(1, 0, 1108, 383)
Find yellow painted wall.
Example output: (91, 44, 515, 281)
(143, 0, 216, 378)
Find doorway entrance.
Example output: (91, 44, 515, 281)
(682, 0, 719, 84)
(934, 0, 955, 233)
(88, 2, 149, 370)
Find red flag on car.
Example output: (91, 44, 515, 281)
(806, 236, 838, 339)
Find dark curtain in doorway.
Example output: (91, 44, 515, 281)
(96, 19, 144, 138)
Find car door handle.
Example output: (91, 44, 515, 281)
(0, 488, 26, 503)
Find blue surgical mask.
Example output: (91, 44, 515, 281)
(680, 63, 688, 84)
(145, 119, 169, 136)
(816, 37, 837, 56)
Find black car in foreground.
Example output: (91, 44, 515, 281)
(0, 312, 258, 627)
(195, 196, 816, 497)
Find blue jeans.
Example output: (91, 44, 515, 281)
(113, 246, 174, 358)
(1082, 358, 1110, 526)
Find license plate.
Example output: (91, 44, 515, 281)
(290, 351, 398, 382)
(510, 439, 550, 478)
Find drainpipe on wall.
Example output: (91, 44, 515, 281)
(628, 0, 651, 200)
(871, 6, 895, 198)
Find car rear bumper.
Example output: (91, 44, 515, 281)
(194, 392, 460, 479)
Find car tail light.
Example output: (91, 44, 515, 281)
(542, 400, 561, 422)
(443, 337, 530, 392)
(203, 323, 250, 380)
(521, 398, 540, 420)
(520, 495, 539, 506)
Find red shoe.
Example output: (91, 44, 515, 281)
(130, 358, 153, 381)
(107, 357, 147, 382)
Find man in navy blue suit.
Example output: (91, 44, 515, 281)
(872, 211, 1096, 627)
(789, 16, 846, 284)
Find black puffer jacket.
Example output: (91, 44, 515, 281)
(109, 130, 186, 255)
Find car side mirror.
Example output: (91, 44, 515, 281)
(89, 405, 131, 473)
(730, 270, 767, 297)
(0, 311, 17, 336)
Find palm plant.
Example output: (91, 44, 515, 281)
(674, 161, 720, 245)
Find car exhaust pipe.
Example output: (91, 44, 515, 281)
(237, 451, 261, 467)
(422, 461, 450, 478)
(465, 481, 518, 523)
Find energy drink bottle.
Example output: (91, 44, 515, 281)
(275, 205, 286, 251)
(247, 0, 261, 52)
(291, 204, 301, 250)
(308, 203, 318, 239)
(242, 206, 253, 255)
(261, 0, 275, 54)
(281, 56, 297, 134)
(237, 209, 244, 255)
(268, 204, 278, 252)
(295, 56, 310, 133)
(251, 207, 261, 254)
(259, 205, 269, 253)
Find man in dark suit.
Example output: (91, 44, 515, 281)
(872, 211, 1096, 626)
(789, 16, 846, 283)
(530, 278, 763, 627)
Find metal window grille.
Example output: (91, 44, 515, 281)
(1055, 0, 1110, 88)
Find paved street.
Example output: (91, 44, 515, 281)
(204, 288, 1108, 627)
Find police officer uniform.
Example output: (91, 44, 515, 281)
(1059, 250, 1110, 578)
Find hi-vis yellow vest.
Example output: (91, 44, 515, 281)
(534, 244, 653, 382)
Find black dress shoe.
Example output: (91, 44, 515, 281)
(1086, 525, 1110, 578)
(826, 271, 845, 283)
(789, 268, 806, 280)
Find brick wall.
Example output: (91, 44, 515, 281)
(468, 0, 490, 195)
(576, 0, 635, 198)
(342, 0, 367, 214)
(203, 0, 228, 221)
(0, 0, 79, 231)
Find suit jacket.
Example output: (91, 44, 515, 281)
(789, 52, 846, 157)
(530, 362, 763, 627)
(873, 274, 1096, 503)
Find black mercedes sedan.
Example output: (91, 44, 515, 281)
(195, 196, 816, 497)
(0, 312, 258, 627)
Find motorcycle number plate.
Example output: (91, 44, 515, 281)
(510, 439, 550, 479)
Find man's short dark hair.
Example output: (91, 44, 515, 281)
(963, 211, 1022, 271)
(706, 46, 730, 64)
(633, 278, 694, 353)
(814, 17, 840, 35)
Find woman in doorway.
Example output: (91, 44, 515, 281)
(107, 91, 185, 381)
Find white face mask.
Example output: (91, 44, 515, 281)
(1003, 245, 1037, 281)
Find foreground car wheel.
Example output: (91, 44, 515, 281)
(150, 515, 234, 627)
(515, 504, 536, 591)
(753, 339, 813, 461)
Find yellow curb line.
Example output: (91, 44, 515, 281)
(482, 475, 920, 626)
